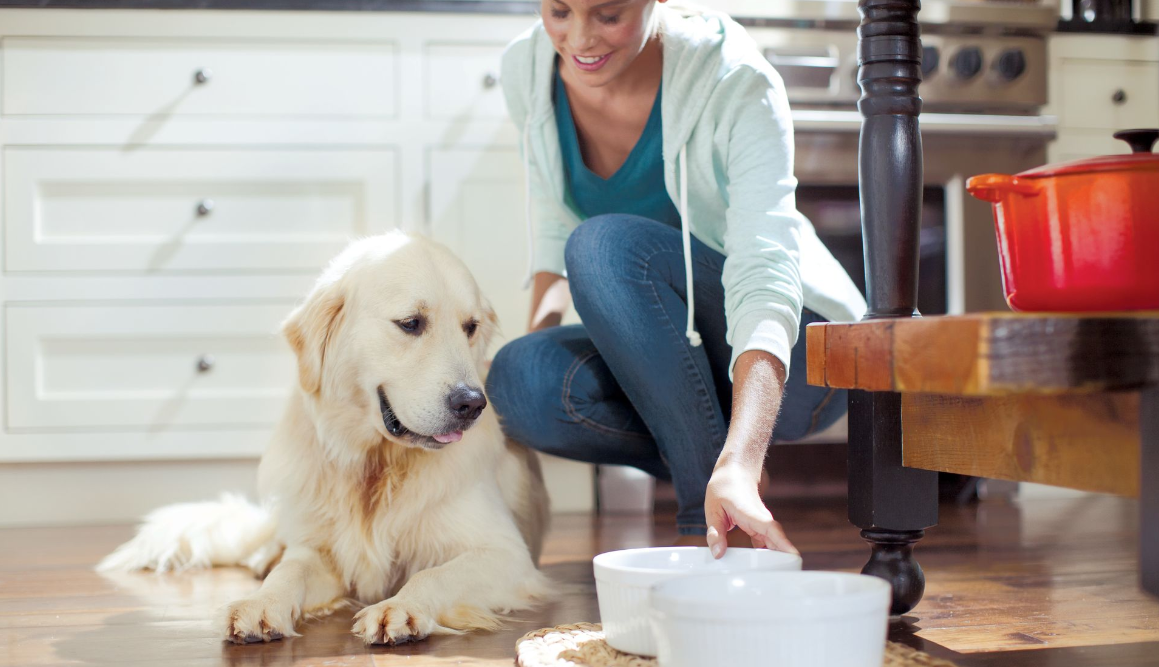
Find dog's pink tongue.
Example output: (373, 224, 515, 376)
(433, 431, 463, 444)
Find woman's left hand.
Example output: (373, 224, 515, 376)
(705, 461, 798, 558)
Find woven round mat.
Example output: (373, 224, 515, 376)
(515, 622, 959, 667)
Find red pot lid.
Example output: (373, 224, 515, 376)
(1019, 129, 1159, 178)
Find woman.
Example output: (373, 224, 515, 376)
(486, 0, 866, 556)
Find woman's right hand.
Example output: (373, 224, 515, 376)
(528, 272, 570, 333)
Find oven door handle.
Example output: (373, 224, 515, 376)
(792, 110, 1058, 138)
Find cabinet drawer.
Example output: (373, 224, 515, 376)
(2, 37, 397, 117)
(428, 147, 529, 346)
(4, 148, 397, 273)
(6, 303, 296, 430)
(1058, 59, 1159, 130)
(425, 43, 508, 120)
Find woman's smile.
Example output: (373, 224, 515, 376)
(572, 52, 611, 71)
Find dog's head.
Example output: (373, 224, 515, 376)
(283, 232, 499, 453)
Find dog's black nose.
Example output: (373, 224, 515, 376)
(448, 384, 487, 421)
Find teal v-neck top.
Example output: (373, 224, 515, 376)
(553, 62, 681, 228)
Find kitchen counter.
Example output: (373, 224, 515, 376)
(0, 1, 539, 12)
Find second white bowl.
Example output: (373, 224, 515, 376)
(649, 571, 891, 667)
(592, 547, 802, 656)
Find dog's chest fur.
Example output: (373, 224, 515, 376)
(293, 444, 453, 602)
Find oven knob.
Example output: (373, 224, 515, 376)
(951, 47, 983, 80)
(921, 45, 940, 77)
(993, 48, 1027, 82)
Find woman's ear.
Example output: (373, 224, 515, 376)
(282, 278, 346, 395)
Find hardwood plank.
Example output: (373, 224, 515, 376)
(901, 393, 1140, 496)
(806, 313, 1159, 395)
(2, 499, 1158, 666)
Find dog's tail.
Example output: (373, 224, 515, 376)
(97, 493, 280, 575)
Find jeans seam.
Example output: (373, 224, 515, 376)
(561, 349, 652, 440)
(638, 247, 726, 446)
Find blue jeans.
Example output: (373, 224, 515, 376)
(486, 215, 847, 535)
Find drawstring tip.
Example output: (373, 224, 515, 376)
(686, 330, 703, 347)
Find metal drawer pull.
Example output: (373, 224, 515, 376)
(194, 68, 213, 85)
(197, 355, 215, 373)
(1112, 89, 1127, 105)
(196, 199, 215, 217)
(483, 73, 498, 89)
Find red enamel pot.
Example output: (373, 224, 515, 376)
(966, 128, 1159, 312)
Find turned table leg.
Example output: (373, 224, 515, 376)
(851, 0, 937, 615)
(1143, 388, 1158, 597)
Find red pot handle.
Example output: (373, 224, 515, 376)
(966, 173, 1040, 203)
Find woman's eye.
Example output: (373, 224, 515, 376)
(550, 8, 568, 19)
(396, 317, 423, 334)
(464, 320, 479, 338)
(597, 13, 619, 24)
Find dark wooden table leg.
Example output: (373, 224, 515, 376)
(1143, 387, 1158, 597)
(851, 0, 938, 615)
(849, 390, 938, 615)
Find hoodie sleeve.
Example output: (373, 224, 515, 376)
(501, 29, 571, 278)
(719, 67, 805, 380)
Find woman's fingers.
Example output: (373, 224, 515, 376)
(706, 525, 726, 559)
(729, 499, 800, 556)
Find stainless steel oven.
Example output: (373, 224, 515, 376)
(742, 10, 1059, 315)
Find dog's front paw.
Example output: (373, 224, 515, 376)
(352, 599, 437, 646)
(220, 595, 299, 644)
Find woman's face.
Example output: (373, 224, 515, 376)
(542, 0, 662, 88)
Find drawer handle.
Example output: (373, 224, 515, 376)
(194, 68, 213, 85)
(483, 73, 498, 89)
(196, 355, 215, 373)
(1112, 89, 1127, 105)
(196, 199, 215, 217)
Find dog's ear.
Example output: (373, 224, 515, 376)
(283, 278, 346, 395)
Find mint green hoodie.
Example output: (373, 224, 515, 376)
(501, 6, 866, 378)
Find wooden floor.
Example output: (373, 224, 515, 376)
(2, 495, 1158, 666)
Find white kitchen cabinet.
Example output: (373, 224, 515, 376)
(4, 148, 399, 273)
(428, 147, 530, 346)
(2, 36, 398, 117)
(425, 43, 510, 120)
(1046, 34, 1159, 163)
(6, 303, 296, 430)
(0, 8, 595, 524)
(1057, 59, 1159, 131)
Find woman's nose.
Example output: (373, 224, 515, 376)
(568, 22, 597, 52)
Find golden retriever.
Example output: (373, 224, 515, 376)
(99, 232, 551, 645)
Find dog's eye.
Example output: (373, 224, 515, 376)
(464, 319, 479, 338)
(395, 317, 424, 335)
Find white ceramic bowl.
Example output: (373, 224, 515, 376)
(649, 571, 891, 667)
(593, 547, 802, 656)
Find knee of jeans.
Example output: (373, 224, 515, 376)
(485, 338, 565, 449)
(565, 215, 637, 288)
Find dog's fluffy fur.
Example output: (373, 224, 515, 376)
(99, 233, 551, 645)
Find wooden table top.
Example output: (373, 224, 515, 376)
(807, 312, 1159, 396)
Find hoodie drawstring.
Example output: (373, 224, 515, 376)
(521, 123, 702, 349)
(522, 122, 535, 290)
(679, 144, 703, 347)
